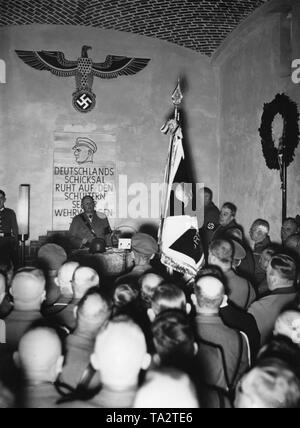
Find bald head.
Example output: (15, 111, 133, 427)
(17, 328, 63, 383)
(91, 319, 150, 390)
(76, 291, 112, 333)
(72, 266, 99, 299)
(55, 262, 80, 297)
(11, 269, 46, 310)
(134, 368, 199, 408)
(274, 311, 300, 346)
(193, 276, 225, 312)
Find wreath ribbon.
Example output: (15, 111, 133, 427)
(259, 93, 299, 170)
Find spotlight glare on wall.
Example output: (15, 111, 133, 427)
(18, 184, 30, 238)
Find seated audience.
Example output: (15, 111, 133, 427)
(256, 246, 276, 296)
(138, 272, 164, 310)
(208, 239, 256, 309)
(285, 234, 300, 258)
(248, 254, 298, 346)
(37, 243, 68, 305)
(192, 275, 250, 392)
(151, 309, 196, 370)
(281, 218, 300, 246)
(257, 334, 300, 379)
(42, 261, 80, 317)
(147, 283, 191, 322)
(16, 327, 64, 408)
(249, 219, 271, 252)
(133, 367, 199, 408)
(60, 288, 112, 389)
(55, 261, 81, 299)
(113, 281, 154, 353)
(113, 282, 139, 311)
(234, 359, 300, 408)
(0, 271, 13, 319)
(47, 266, 99, 331)
(0, 380, 15, 408)
(196, 268, 260, 362)
(273, 310, 300, 348)
(0, 254, 14, 290)
(249, 219, 272, 285)
(5, 268, 46, 350)
(60, 317, 151, 408)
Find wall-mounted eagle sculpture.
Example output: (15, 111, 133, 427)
(15, 46, 151, 113)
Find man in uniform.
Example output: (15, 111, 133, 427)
(0, 190, 19, 265)
(199, 187, 220, 256)
(69, 195, 112, 250)
(212, 202, 243, 241)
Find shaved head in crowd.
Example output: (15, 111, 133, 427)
(91, 318, 150, 390)
(72, 266, 99, 299)
(75, 289, 112, 334)
(193, 276, 225, 312)
(55, 261, 80, 297)
(16, 327, 64, 384)
(11, 269, 46, 310)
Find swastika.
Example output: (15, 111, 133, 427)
(193, 232, 201, 249)
(76, 94, 93, 110)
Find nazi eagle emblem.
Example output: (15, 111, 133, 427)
(15, 46, 151, 113)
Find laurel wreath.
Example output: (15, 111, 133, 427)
(259, 93, 300, 170)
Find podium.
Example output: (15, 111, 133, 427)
(71, 248, 134, 277)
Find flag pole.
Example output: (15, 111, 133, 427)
(158, 80, 183, 245)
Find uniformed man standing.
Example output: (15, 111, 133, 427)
(200, 187, 220, 257)
(69, 195, 112, 250)
(0, 190, 19, 265)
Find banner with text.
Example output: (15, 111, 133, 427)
(53, 132, 117, 231)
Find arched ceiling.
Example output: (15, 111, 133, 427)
(0, 0, 268, 56)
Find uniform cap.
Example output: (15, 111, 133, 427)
(37, 243, 67, 271)
(131, 233, 158, 256)
(73, 137, 97, 154)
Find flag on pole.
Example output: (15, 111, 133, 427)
(159, 104, 204, 277)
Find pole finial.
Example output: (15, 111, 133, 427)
(172, 79, 183, 120)
(172, 79, 183, 107)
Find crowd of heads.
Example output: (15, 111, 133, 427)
(1, 194, 300, 409)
